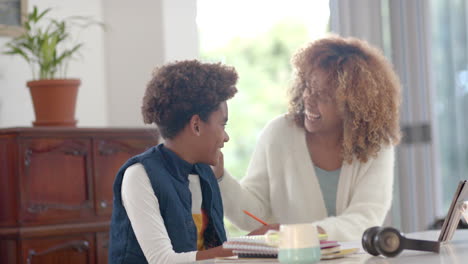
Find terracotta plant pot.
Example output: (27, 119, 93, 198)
(27, 79, 80, 127)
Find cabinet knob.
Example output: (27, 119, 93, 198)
(100, 200, 108, 208)
(24, 148, 32, 167)
(64, 149, 86, 156)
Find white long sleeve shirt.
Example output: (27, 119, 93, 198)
(121, 163, 198, 263)
(219, 114, 395, 241)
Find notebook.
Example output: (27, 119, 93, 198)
(222, 234, 357, 259)
(222, 235, 279, 258)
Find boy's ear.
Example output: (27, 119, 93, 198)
(189, 115, 201, 136)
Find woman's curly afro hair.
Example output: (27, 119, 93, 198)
(142, 60, 238, 139)
(288, 35, 401, 163)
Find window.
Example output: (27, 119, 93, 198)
(197, 0, 330, 236)
(430, 0, 468, 213)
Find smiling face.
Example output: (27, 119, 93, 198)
(302, 71, 343, 134)
(197, 101, 230, 165)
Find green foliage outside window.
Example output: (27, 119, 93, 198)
(201, 20, 311, 237)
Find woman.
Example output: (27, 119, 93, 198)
(109, 60, 238, 263)
(216, 35, 401, 241)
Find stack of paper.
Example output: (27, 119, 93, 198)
(222, 235, 278, 258)
(222, 234, 358, 259)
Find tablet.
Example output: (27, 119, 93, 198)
(438, 180, 468, 242)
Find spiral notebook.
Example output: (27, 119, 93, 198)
(222, 235, 279, 258)
(222, 234, 356, 259)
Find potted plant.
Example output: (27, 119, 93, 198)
(3, 6, 102, 126)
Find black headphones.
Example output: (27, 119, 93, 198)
(362, 226, 440, 257)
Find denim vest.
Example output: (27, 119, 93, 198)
(108, 144, 227, 264)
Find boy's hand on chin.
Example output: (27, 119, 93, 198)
(211, 151, 224, 179)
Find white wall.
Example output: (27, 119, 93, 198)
(102, 0, 164, 127)
(162, 0, 199, 62)
(0, 0, 107, 127)
(103, 0, 199, 127)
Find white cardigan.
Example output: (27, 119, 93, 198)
(219, 114, 394, 241)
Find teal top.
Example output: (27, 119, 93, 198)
(315, 166, 341, 216)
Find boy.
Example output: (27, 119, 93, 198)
(109, 60, 238, 263)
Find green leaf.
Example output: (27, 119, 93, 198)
(3, 5, 103, 79)
(29, 6, 37, 21)
(36, 8, 52, 22)
(3, 46, 31, 63)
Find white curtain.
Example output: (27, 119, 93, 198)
(330, 0, 440, 232)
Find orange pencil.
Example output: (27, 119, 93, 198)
(242, 210, 268, 226)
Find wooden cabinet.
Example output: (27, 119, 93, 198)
(20, 138, 94, 225)
(22, 234, 95, 264)
(93, 138, 154, 216)
(0, 127, 159, 264)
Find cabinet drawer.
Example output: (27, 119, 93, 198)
(93, 138, 155, 216)
(21, 234, 95, 264)
(19, 138, 94, 224)
(96, 232, 109, 264)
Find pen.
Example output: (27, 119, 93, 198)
(242, 210, 268, 226)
